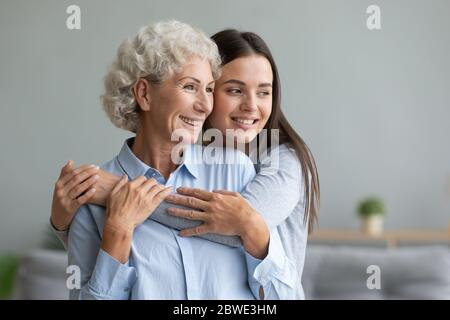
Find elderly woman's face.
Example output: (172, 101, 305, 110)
(144, 56, 215, 144)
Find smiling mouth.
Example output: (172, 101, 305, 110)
(179, 115, 203, 127)
(231, 117, 259, 126)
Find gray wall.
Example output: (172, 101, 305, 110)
(1, 0, 449, 253)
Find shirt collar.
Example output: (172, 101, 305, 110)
(116, 138, 150, 180)
(181, 143, 200, 179)
(116, 137, 199, 180)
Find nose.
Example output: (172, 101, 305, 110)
(240, 93, 258, 112)
(193, 90, 213, 115)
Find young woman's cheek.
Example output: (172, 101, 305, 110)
(207, 105, 227, 133)
(210, 93, 233, 129)
(258, 101, 272, 128)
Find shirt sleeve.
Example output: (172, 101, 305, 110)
(68, 205, 137, 300)
(245, 228, 298, 300)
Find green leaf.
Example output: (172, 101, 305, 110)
(0, 254, 19, 300)
(357, 196, 386, 217)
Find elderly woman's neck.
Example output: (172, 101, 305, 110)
(131, 131, 178, 180)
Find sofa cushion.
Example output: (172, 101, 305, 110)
(14, 249, 68, 300)
(302, 245, 450, 300)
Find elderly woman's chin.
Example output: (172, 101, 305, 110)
(172, 119, 205, 144)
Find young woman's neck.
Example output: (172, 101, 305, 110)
(132, 126, 178, 180)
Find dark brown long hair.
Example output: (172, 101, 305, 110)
(211, 29, 320, 233)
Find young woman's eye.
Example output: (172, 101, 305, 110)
(258, 91, 271, 97)
(227, 88, 242, 95)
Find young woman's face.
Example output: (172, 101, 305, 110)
(208, 55, 273, 143)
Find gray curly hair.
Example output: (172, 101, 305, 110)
(101, 20, 222, 133)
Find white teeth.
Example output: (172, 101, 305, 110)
(179, 115, 199, 126)
(233, 118, 255, 125)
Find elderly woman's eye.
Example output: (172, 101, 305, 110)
(183, 84, 196, 91)
(206, 87, 214, 93)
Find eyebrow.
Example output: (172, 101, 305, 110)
(222, 79, 272, 88)
(178, 76, 215, 86)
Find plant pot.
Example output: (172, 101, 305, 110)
(361, 214, 384, 236)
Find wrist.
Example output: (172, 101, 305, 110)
(241, 213, 270, 260)
(50, 215, 69, 232)
(101, 222, 134, 263)
(239, 208, 259, 238)
(104, 218, 134, 236)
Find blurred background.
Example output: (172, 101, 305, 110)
(1, 0, 449, 299)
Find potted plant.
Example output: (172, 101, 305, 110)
(357, 196, 386, 236)
(0, 254, 19, 299)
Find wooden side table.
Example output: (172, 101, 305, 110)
(308, 229, 450, 248)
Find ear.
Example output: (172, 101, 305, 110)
(133, 78, 152, 111)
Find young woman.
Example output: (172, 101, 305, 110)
(51, 28, 320, 299)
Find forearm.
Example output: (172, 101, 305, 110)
(87, 171, 242, 247)
(241, 213, 270, 259)
(68, 207, 136, 300)
(50, 214, 70, 232)
(152, 201, 242, 247)
(101, 223, 133, 263)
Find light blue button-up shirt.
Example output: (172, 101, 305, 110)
(68, 138, 297, 299)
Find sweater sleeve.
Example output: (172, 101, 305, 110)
(56, 145, 302, 249)
(50, 218, 69, 250)
(149, 145, 303, 246)
(242, 145, 304, 229)
(149, 201, 243, 247)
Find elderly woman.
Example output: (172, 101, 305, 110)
(67, 20, 295, 300)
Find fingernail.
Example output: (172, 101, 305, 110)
(90, 188, 96, 193)
(93, 175, 99, 180)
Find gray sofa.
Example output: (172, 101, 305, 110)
(13, 249, 69, 300)
(302, 245, 450, 299)
(12, 245, 450, 299)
